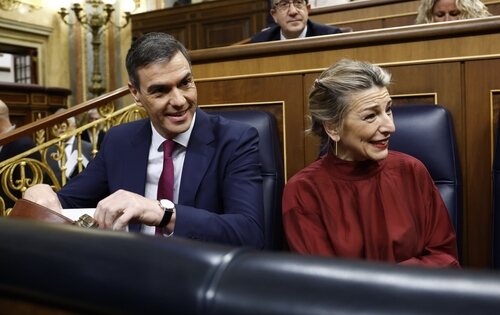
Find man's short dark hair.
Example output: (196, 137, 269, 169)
(126, 32, 191, 89)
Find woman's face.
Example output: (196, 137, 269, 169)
(330, 86, 395, 162)
(432, 0, 461, 22)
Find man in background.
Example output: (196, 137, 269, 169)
(46, 110, 93, 182)
(81, 108, 106, 150)
(251, 0, 342, 43)
(0, 100, 40, 210)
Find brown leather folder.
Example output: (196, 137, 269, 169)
(10, 198, 97, 228)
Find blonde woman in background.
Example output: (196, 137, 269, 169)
(416, 0, 491, 23)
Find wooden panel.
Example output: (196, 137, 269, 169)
(201, 102, 286, 176)
(311, 0, 499, 32)
(311, 0, 420, 30)
(201, 19, 252, 48)
(463, 59, 500, 267)
(391, 94, 436, 105)
(196, 74, 305, 178)
(191, 18, 500, 79)
(131, 0, 268, 50)
(0, 83, 70, 127)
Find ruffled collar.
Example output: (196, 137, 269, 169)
(321, 153, 385, 181)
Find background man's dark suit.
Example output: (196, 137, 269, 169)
(250, 20, 342, 43)
(81, 129, 106, 150)
(46, 139, 93, 181)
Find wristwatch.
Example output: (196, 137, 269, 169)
(157, 199, 175, 227)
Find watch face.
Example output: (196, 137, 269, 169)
(160, 199, 175, 210)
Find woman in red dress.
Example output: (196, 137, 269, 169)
(282, 59, 459, 267)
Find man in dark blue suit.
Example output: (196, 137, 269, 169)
(24, 33, 264, 248)
(251, 0, 341, 43)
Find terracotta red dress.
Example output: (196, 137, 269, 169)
(282, 151, 459, 267)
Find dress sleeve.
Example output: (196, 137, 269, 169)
(282, 179, 336, 256)
(399, 164, 460, 268)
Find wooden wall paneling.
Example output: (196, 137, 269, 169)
(191, 25, 500, 79)
(0, 84, 70, 127)
(201, 102, 286, 177)
(487, 3, 500, 15)
(463, 59, 500, 268)
(196, 74, 305, 178)
(338, 20, 384, 32)
(201, 19, 251, 49)
(390, 93, 437, 105)
(303, 72, 322, 166)
(383, 15, 418, 28)
(131, 0, 268, 50)
(311, 0, 498, 32)
(310, 0, 420, 29)
(385, 63, 464, 142)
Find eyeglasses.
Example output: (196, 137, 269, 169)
(274, 0, 307, 11)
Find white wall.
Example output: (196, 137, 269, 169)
(0, 53, 14, 83)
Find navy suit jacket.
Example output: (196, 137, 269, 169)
(57, 109, 264, 248)
(250, 19, 342, 43)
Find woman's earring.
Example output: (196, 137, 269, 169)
(334, 140, 338, 156)
(328, 139, 338, 156)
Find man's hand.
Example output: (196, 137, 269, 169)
(23, 184, 63, 212)
(94, 189, 174, 231)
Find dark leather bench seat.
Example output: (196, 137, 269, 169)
(1, 218, 500, 315)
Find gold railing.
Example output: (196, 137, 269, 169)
(0, 86, 147, 216)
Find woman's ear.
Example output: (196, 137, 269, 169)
(323, 121, 340, 142)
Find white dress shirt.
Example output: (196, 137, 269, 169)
(141, 113, 196, 235)
(280, 25, 308, 40)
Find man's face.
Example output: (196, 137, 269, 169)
(271, 0, 311, 39)
(128, 52, 197, 139)
(88, 111, 101, 122)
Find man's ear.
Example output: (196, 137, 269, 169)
(323, 121, 340, 142)
(128, 82, 142, 107)
(270, 9, 278, 24)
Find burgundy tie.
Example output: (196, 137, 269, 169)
(156, 140, 175, 234)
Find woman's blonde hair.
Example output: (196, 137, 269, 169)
(416, 0, 491, 24)
(308, 59, 391, 140)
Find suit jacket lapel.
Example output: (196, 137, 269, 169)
(126, 119, 152, 195)
(179, 109, 215, 205)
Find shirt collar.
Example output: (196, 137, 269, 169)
(280, 25, 308, 40)
(66, 135, 75, 146)
(4, 125, 15, 133)
(151, 111, 196, 151)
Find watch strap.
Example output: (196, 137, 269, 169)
(157, 201, 174, 228)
